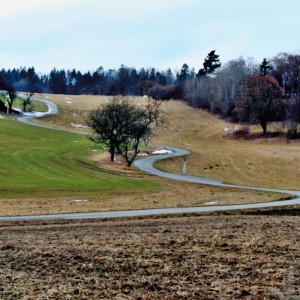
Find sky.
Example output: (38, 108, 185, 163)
(0, 0, 299, 73)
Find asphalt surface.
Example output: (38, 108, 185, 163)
(1, 99, 300, 221)
(16, 98, 58, 128)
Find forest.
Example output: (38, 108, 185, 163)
(1, 51, 300, 136)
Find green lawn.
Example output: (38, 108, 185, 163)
(0, 118, 160, 200)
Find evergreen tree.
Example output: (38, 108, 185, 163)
(197, 50, 221, 77)
(259, 58, 273, 76)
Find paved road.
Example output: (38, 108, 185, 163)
(16, 98, 58, 128)
(1, 99, 299, 221)
(134, 146, 300, 196)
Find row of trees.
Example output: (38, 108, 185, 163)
(0, 50, 245, 99)
(0, 65, 177, 97)
(1, 51, 300, 136)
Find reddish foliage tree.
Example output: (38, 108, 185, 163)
(235, 75, 284, 134)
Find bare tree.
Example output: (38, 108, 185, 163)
(214, 58, 252, 118)
(22, 92, 34, 112)
(5, 85, 17, 113)
(87, 97, 165, 166)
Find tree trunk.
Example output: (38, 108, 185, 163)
(109, 145, 115, 161)
(7, 101, 13, 114)
(260, 122, 267, 135)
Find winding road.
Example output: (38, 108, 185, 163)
(1, 98, 299, 221)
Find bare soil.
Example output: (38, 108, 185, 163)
(0, 207, 299, 299)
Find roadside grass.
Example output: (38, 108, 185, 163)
(0, 96, 48, 112)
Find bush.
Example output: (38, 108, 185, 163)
(232, 126, 250, 139)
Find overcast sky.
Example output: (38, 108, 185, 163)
(0, 0, 299, 73)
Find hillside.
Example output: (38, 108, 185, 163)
(33, 94, 300, 190)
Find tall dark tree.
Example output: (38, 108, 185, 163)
(48, 69, 67, 94)
(177, 63, 190, 83)
(259, 58, 273, 76)
(197, 50, 221, 77)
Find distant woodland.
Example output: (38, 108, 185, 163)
(1, 51, 300, 136)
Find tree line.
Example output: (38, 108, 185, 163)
(1, 51, 300, 136)
(182, 52, 300, 137)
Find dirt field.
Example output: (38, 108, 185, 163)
(0, 207, 299, 299)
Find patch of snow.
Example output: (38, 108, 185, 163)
(224, 128, 232, 132)
(67, 101, 72, 104)
(204, 201, 218, 205)
(71, 123, 89, 129)
(152, 149, 173, 155)
(71, 199, 88, 203)
(65, 97, 70, 100)
(143, 95, 148, 98)
(23, 111, 46, 117)
(137, 153, 148, 157)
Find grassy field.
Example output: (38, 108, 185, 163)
(0, 207, 299, 299)
(1, 93, 296, 216)
(0, 116, 285, 216)
(32, 93, 300, 190)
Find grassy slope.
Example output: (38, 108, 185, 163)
(0, 94, 296, 216)
(0, 118, 163, 214)
(34, 93, 300, 190)
(154, 101, 300, 190)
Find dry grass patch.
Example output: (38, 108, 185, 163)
(0, 208, 299, 299)
(0, 176, 288, 217)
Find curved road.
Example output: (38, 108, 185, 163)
(1, 99, 300, 221)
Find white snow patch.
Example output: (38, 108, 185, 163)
(71, 199, 88, 203)
(152, 149, 172, 155)
(65, 97, 71, 100)
(137, 153, 148, 157)
(67, 101, 72, 104)
(23, 111, 45, 117)
(71, 123, 89, 129)
(224, 128, 232, 132)
(205, 201, 218, 205)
